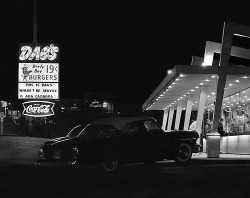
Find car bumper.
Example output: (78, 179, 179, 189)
(36, 159, 72, 167)
(36, 159, 97, 169)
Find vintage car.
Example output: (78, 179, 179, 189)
(37, 116, 200, 172)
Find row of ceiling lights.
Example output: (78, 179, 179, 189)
(147, 72, 250, 111)
(155, 74, 218, 110)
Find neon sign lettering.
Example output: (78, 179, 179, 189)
(26, 105, 50, 114)
(89, 100, 102, 108)
(19, 44, 59, 61)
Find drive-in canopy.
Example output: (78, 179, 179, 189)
(143, 64, 250, 111)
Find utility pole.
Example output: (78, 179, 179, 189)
(27, 0, 38, 135)
(33, 0, 37, 43)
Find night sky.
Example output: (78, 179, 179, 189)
(0, 0, 249, 106)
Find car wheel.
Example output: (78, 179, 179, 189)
(102, 159, 119, 172)
(174, 143, 192, 164)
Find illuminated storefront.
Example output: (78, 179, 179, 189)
(142, 21, 250, 155)
(204, 88, 250, 154)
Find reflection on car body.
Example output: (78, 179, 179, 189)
(37, 116, 200, 172)
(43, 124, 86, 145)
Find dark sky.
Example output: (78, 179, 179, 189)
(0, 0, 249, 106)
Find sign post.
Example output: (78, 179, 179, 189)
(0, 112, 4, 135)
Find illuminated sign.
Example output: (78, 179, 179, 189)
(18, 63, 58, 82)
(22, 101, 55, 117)
(18, 43, 60, 100)
(89, 100, 102, 108)
(19, 44, 59, 62)
(0, 101, 7, 107)
(12, 111, 17, 117)
(18, 83, 59, 99)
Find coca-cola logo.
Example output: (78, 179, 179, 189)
(22, 101, 55, 117)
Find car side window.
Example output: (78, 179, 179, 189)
(144, 120, 161, 132)
(84, 126, 100, 140)
(121, 123, 138, 134)
(121, 121, 147, 134)
(101, 125, 118, 138)
(82, 125, 118, 140)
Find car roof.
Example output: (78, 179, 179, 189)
(88, 116, 155, 130)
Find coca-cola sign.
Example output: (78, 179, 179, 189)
(22, 101, 55, 117)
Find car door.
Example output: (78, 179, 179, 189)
(114, 121, 148, 164)
(143, 120, 167, 160)
(77, 125, 103, 164)
(130, 121, 149, 162)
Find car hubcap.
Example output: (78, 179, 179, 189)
(103, 159, 118, 171)
(177, 144, 191, 162)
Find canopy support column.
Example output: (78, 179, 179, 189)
(196, 85, 208, 135)
(175, 100, 184, 130)
(162, 108, 169, 130)
(167, 106, 174, 131)
(184, 95, 194, 130)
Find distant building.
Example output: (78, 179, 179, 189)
(82, 91, 118, 114)
(0, 91, 146, 137)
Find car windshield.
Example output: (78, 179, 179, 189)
(77, 124, 117, 140)
(66, 125, 85, 138)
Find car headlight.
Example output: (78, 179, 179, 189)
(37, 148, 45, 160)
(72, 147, 78, 160)
(51, 148, 63, 160)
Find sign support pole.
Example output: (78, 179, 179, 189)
(0, 117, 3, 135)
(33, 0, 37, 43)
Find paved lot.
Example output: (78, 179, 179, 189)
(0, 136, 49, 166)
(1, 136, 250, 198)
(1, 135, 250, 166)
(1, 156, 250, 198)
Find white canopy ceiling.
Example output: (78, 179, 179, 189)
(142, 65, 250, 111)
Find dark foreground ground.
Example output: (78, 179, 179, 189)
(1, 162, 250, 198)
(1, 136, 250, 198)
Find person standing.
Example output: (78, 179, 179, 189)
(230, 118, 239, 134)
(218, 118, 226, 136)
(205, 119, 212, 134)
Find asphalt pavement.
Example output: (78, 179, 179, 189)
(1, 135, 250, 166)
(0, 135, 49, 167)
(1, 136, 250, 198)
